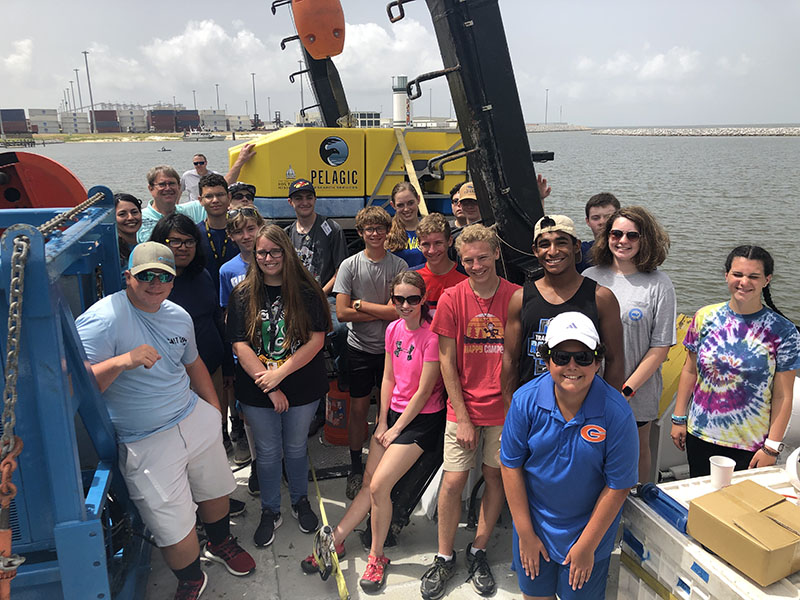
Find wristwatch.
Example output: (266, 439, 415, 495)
(353, 299, 362, 311)
(764, 439, 784, 455)
(622, 385, 635, 398)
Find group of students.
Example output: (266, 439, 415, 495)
(100, 167, 800, 600)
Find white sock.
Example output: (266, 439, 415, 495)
(470, 545, 484, 556)
(436, 553, 453, 562)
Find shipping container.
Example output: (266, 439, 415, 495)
(0, 109, 26, 121)
(92, 110, 118, 120)
(29, 108, 58, 117)
(1, 122, 29, 133)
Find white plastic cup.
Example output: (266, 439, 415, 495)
(709, 455, 736, 489)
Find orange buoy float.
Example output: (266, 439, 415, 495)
(0, 152, 86, 209)
(323, 379, 367, 446)
(291, 0, 345, 59)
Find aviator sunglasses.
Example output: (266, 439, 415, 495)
(609, 229, 641, 241)
(547, 349, 596, 367)
(134, 271, 175, 283)
(391, 294, 423, 306)
(227, 207, 259, 219)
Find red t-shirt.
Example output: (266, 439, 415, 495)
(431, 277, 520, 426)
(416, 263, 468, 310)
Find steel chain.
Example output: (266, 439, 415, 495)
(37, 192, 104, 237)
(1, 237, 30, 461)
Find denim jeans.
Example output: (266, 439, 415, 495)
(240, 399, 320, 513)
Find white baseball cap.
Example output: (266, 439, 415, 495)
(545, 311, 600, 350)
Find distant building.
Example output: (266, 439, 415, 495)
(119, 109, 147, 133)
(227, 115, 252, 131)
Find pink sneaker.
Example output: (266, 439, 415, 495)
(203, 535, 256, 576)
(359, 554, 390, 592)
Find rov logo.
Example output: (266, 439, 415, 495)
(319, 136, 349, 166)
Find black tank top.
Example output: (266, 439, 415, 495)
(518, 277, 600, 384)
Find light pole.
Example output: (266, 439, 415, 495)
(69, 81, 77, 112)
(215, 84, 220, 110)
(83, 50, 97, 133)
(74, 68, 83, 110)
(193, 90, 197, 110)
(268, 96, 271, 124)
(251, 72, 257, 125)
(544, 88, 549, 125)
(64, 89, 71, 112)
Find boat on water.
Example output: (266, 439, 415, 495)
(158, 146, 171, 152)
(182, 129, 226, 142)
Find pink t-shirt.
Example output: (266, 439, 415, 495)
(431, 277, 520, 426)
(384, 319, 445, 414)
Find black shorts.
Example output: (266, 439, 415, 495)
(347, 344, 384, 399)
(686, 433, 755, 478)
(384, 408, 445, 453)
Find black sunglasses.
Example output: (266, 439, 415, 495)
(193, 161, 206, 166)
(391, 294, 423, 306)
(609, 229, 641, 241)
(231, 192, 254, 200)
(134, 271, 175, 283)
(548, 349, 596, 367)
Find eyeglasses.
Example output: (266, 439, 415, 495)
(231, 192, 254, 201)
(201, 192, 228, 200)
(255, 248, 284, 259)
(227, 207, 259, 219)
(609, 229, 641, 241)
(153, 181, 178, 189)
(391, 294, 422, 306)
(548, 349, 596, 367)
(133, 270, 175, 283)
(360, 226, 387, 235)
(193, 161, 206, 166)
(165, 237, 197, 249)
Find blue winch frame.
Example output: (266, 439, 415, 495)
(0, 187, 151, 599)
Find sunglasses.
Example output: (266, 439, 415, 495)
(548, 349, 596, 367)
(193, 161, 206, 166)
(232, 192, 254, 201)
(134, 271, 175, 283)
(609, 229, 641, 241)
(255, 248, 284, 259)
(391, 294, 423, 306)
(227, 207, 259, 219)
(165, 237, 197, 249)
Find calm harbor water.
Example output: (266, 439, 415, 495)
(18, 131, 800, 323)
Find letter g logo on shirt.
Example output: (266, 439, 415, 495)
(580, 424, 607, 443)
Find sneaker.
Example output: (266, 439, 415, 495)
(465, 544, 496, 596)
(203, 535, 255, 576)
(233, 438, 251, 466)
(248, 469, 260, 497)
(174, 571, 207, 600)
(229, 498, 246, 517)
(291, 496, 319, 533)
(360, 554, 390, 592)
(345, 472, 363, 500)
(420, 553, 456, 600)
(254, 508, 282, 547)
(300, 540, 346, 574)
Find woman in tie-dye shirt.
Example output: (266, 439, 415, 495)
(670, 246, 800, 478)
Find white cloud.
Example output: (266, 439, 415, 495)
(638, 47, 700, 81)
(717, 53, 752, 76)
(2, 39, 33, 74)
(603, 52, 637, 76)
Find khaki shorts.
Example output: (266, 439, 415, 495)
(442, 420, 503, 471)
(118, 400, 236, 547)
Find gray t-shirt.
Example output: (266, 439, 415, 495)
(333, 251, 407, 354)
(285, 214, 347, 290)
(583, 267, 676, 421)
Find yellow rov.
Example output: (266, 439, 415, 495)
(229, 127, 468, 226)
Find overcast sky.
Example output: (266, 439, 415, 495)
(2, 0, 798, 127)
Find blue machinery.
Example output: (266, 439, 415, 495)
(0, 188, 151, 599)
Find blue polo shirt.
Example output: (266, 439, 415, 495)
(501, 373, 638, 563)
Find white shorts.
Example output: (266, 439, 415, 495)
(118, 400, 236, 547)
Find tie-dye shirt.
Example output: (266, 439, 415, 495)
(685, 302, 800, 451)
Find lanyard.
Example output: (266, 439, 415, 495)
(205, 220, 229, 262)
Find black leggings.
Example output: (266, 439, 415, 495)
(686, 434, 755, 478)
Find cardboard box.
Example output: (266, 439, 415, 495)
(687, 479, 800, 586)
